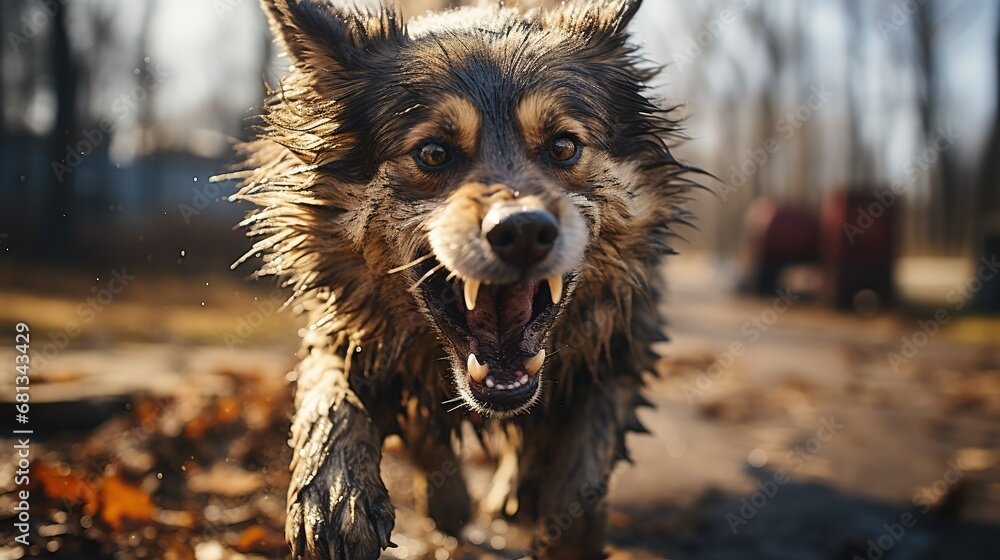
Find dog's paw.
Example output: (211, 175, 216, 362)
(286, 476, 395, 560)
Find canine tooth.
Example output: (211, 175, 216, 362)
(464, 279, 481, 310)
(547, 276, 563, 305)
(467, 354, 489, 383)
(525, 348, 546, 376)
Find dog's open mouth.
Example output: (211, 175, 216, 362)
(415, 260, 567, 413)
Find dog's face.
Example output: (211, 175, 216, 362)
(260, 0, 685, 417)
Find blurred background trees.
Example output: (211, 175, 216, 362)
(0, 0, 996, 307)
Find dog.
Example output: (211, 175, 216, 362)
(226, 1, 697, 558)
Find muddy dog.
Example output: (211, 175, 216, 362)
(225, 1, 697, 558)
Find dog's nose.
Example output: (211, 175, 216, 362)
(485, 210, 559, 269)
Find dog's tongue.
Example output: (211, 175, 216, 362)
(466, 281, 536, 357)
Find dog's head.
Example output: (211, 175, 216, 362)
(248, 0, 691, 417)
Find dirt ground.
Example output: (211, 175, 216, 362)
(1, 259, 998, 559)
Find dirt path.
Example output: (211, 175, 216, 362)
(1, 261, 998, 559)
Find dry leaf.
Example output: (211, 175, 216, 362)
(98, 475, 156, 530)
(185, 396, 243, 440)
(233, 524, 286, 554)
(34, 462, 98, 514)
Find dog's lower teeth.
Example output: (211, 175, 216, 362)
(525, 348, 546, 376)
(486, 378, 495, 388)
(547, 276, 563, 305)
(467, 353, 489, 383)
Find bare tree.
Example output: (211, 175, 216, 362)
(136, 0, 162, 204)
(45, 0, 77, 258)
(975, 12, 1000, 249)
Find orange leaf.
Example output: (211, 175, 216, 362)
(184, 397, 243, 440)
(33, 462, 98, 514)
(98, 475, 156, 531)
(233, 525, 285, 554)
(133, 398, 164, 428)
(216, 396, 241, 424)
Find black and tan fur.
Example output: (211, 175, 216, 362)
(221, 1, 698, 558)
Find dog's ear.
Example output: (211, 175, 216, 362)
(543, 0, 643, 37)
(261, 0, 405, 74)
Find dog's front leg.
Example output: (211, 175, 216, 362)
(285, 353, 394, 560)
(520, 386, 633, 560)
(403, 418, 471, 537)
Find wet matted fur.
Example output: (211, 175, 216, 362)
(220, 1, 700, 558)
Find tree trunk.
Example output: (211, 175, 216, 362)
(46, 1, 77, 259)
(975, 17, 1000, 246)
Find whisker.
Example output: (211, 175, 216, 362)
(447, 402, 469, 413)
(441, 396, 464, 405)
(388, 253, 434, 275)
(412, 262, 445, 290)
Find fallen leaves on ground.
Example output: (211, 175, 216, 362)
(1, 368, 291, 559)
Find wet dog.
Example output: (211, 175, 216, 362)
(226, 1, 697, 558)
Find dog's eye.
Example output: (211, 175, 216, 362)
(548, 137, 579, 164)
(417, 143, 450, 168)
